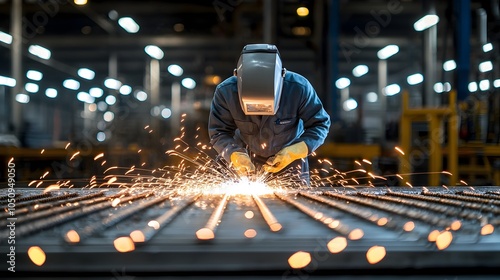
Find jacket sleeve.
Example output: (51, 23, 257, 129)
(294, 81, 330, 154)
(208, 84, 247, 163)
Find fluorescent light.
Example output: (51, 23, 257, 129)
(182, 78, 196, 89)
(494, 79, 500, 88)
(414, 15, 439, 31)
(161, 108, 172, 119)
(377, 45, 399, 59)
(483, 43, 493, 52)
(16, 93, 30, 104)
(352, 65, 368, 77)
(25, 83, 39, 93)
(28, 45, 51, 60)
(105, 95, 116, 105)
(407, 73, 424, 85)
(118, 17, 140, 33)
(135, 90, 147, 101)
(77, 91, 94, 103)
(63, 79, 80, 90)
(45, 88, 57, 98)
(468, 82, 478, 92)
(103, 111, 114, 122)
(144, 45, 164, 60)
(479, 80, 490, 91)
(77, 68, 95, 80)
(168, 64, 183, 76)
(384, 84, 401, 96)
(26, 70, 43, 81)
(479, 61, 493, 72)
(89, 87, 104, 98)
(366, 92, 378, 103)
(104, 78, 122, 90)
(119, 85, 132, 95)
(433, 82, 444, 93)
(0, 75, 16, 87)
(0, 31, 12, 44)
(342, 98, 358, 111)
(443, 60, 456, 71)
(335, 77, 350, 89)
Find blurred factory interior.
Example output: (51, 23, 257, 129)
(0, 0, 499, 186)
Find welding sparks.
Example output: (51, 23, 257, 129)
(94, 153, 104, 160)
(394, 146, 405, 155)
(43, 184, 60, 193)
(70, 151, 80, 161)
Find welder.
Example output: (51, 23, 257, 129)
(208, 44, 330, 184)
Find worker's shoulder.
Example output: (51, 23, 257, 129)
(216, 76, 237, 90)
(284, 71, 312, 88)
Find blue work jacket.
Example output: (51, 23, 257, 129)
(208, 71, 330, 176)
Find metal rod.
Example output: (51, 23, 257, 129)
(275, 192, 355, 237)
(70, 193, 169, 243)
(131, 194, 201, 243)
(12, 193, 79, 209)
(251, 194, 282, 232)
(196, 194, 230, 240)
(423, 191, 500, 207)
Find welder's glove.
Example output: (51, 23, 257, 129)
(230, 151, 256, 176)
(263, 141, 308, 173)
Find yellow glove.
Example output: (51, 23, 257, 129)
(263, 141, 308, 173)
(230, 152, 256, 176)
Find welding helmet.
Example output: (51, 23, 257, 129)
(234, 44, 286, 115)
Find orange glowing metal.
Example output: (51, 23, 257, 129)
(328, 220, 340, 229)
(65, 230, 80, 243)
(327, 237, 348, 253)
(113, 237, 135, 253)
(428, 229, 440, 242)
(111, 198, 121, 207)
(130, 230, 145, 242)
(481, 224, 494, 235)
(348, 229, 364, 240)
(252, 195, 282, 232)
(28, 246, 46, 266)
(147, 220, 160, 230)
(394, 146, 404, 155)
(436, 231, 453, 250)
(244, 229, 257, 238)
(450, 220, 461, 231)
(403, 221, 415, 232)
(94, 153, 104, 160)
(288, 251, 311, 269)
(366, 245, 386, 264)
(377, 217, 388, 226)
(196, 194, 230, 240)
(70, 151, 80, 161)
(244, 211, 254, 219)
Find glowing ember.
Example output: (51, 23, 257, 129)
(366, 245, 386, 264)
(244, 211, 254, 219)
(348, 228, 364, 240)
(327, 237, 347, 253)
(64, 230, 80, 243)
(244, 229, 257, 238)
(428, 229, 440, 242)
(130, 230, 145, 242)
(148, 220, 160, 230)
(43, 184, 60, 193)
(113, 237, 135, 253)
(480, 224, 494, 236)
(27, 246, 46, 266)
(403, 221, 415, 232)
(288, 251, 311, 269)
(436, 231, 453, 250)
(107, 177, 117, 185)
(450, 220, 461, 231)
(195, 228, 215, 240)
(111, 198, 121, 207)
